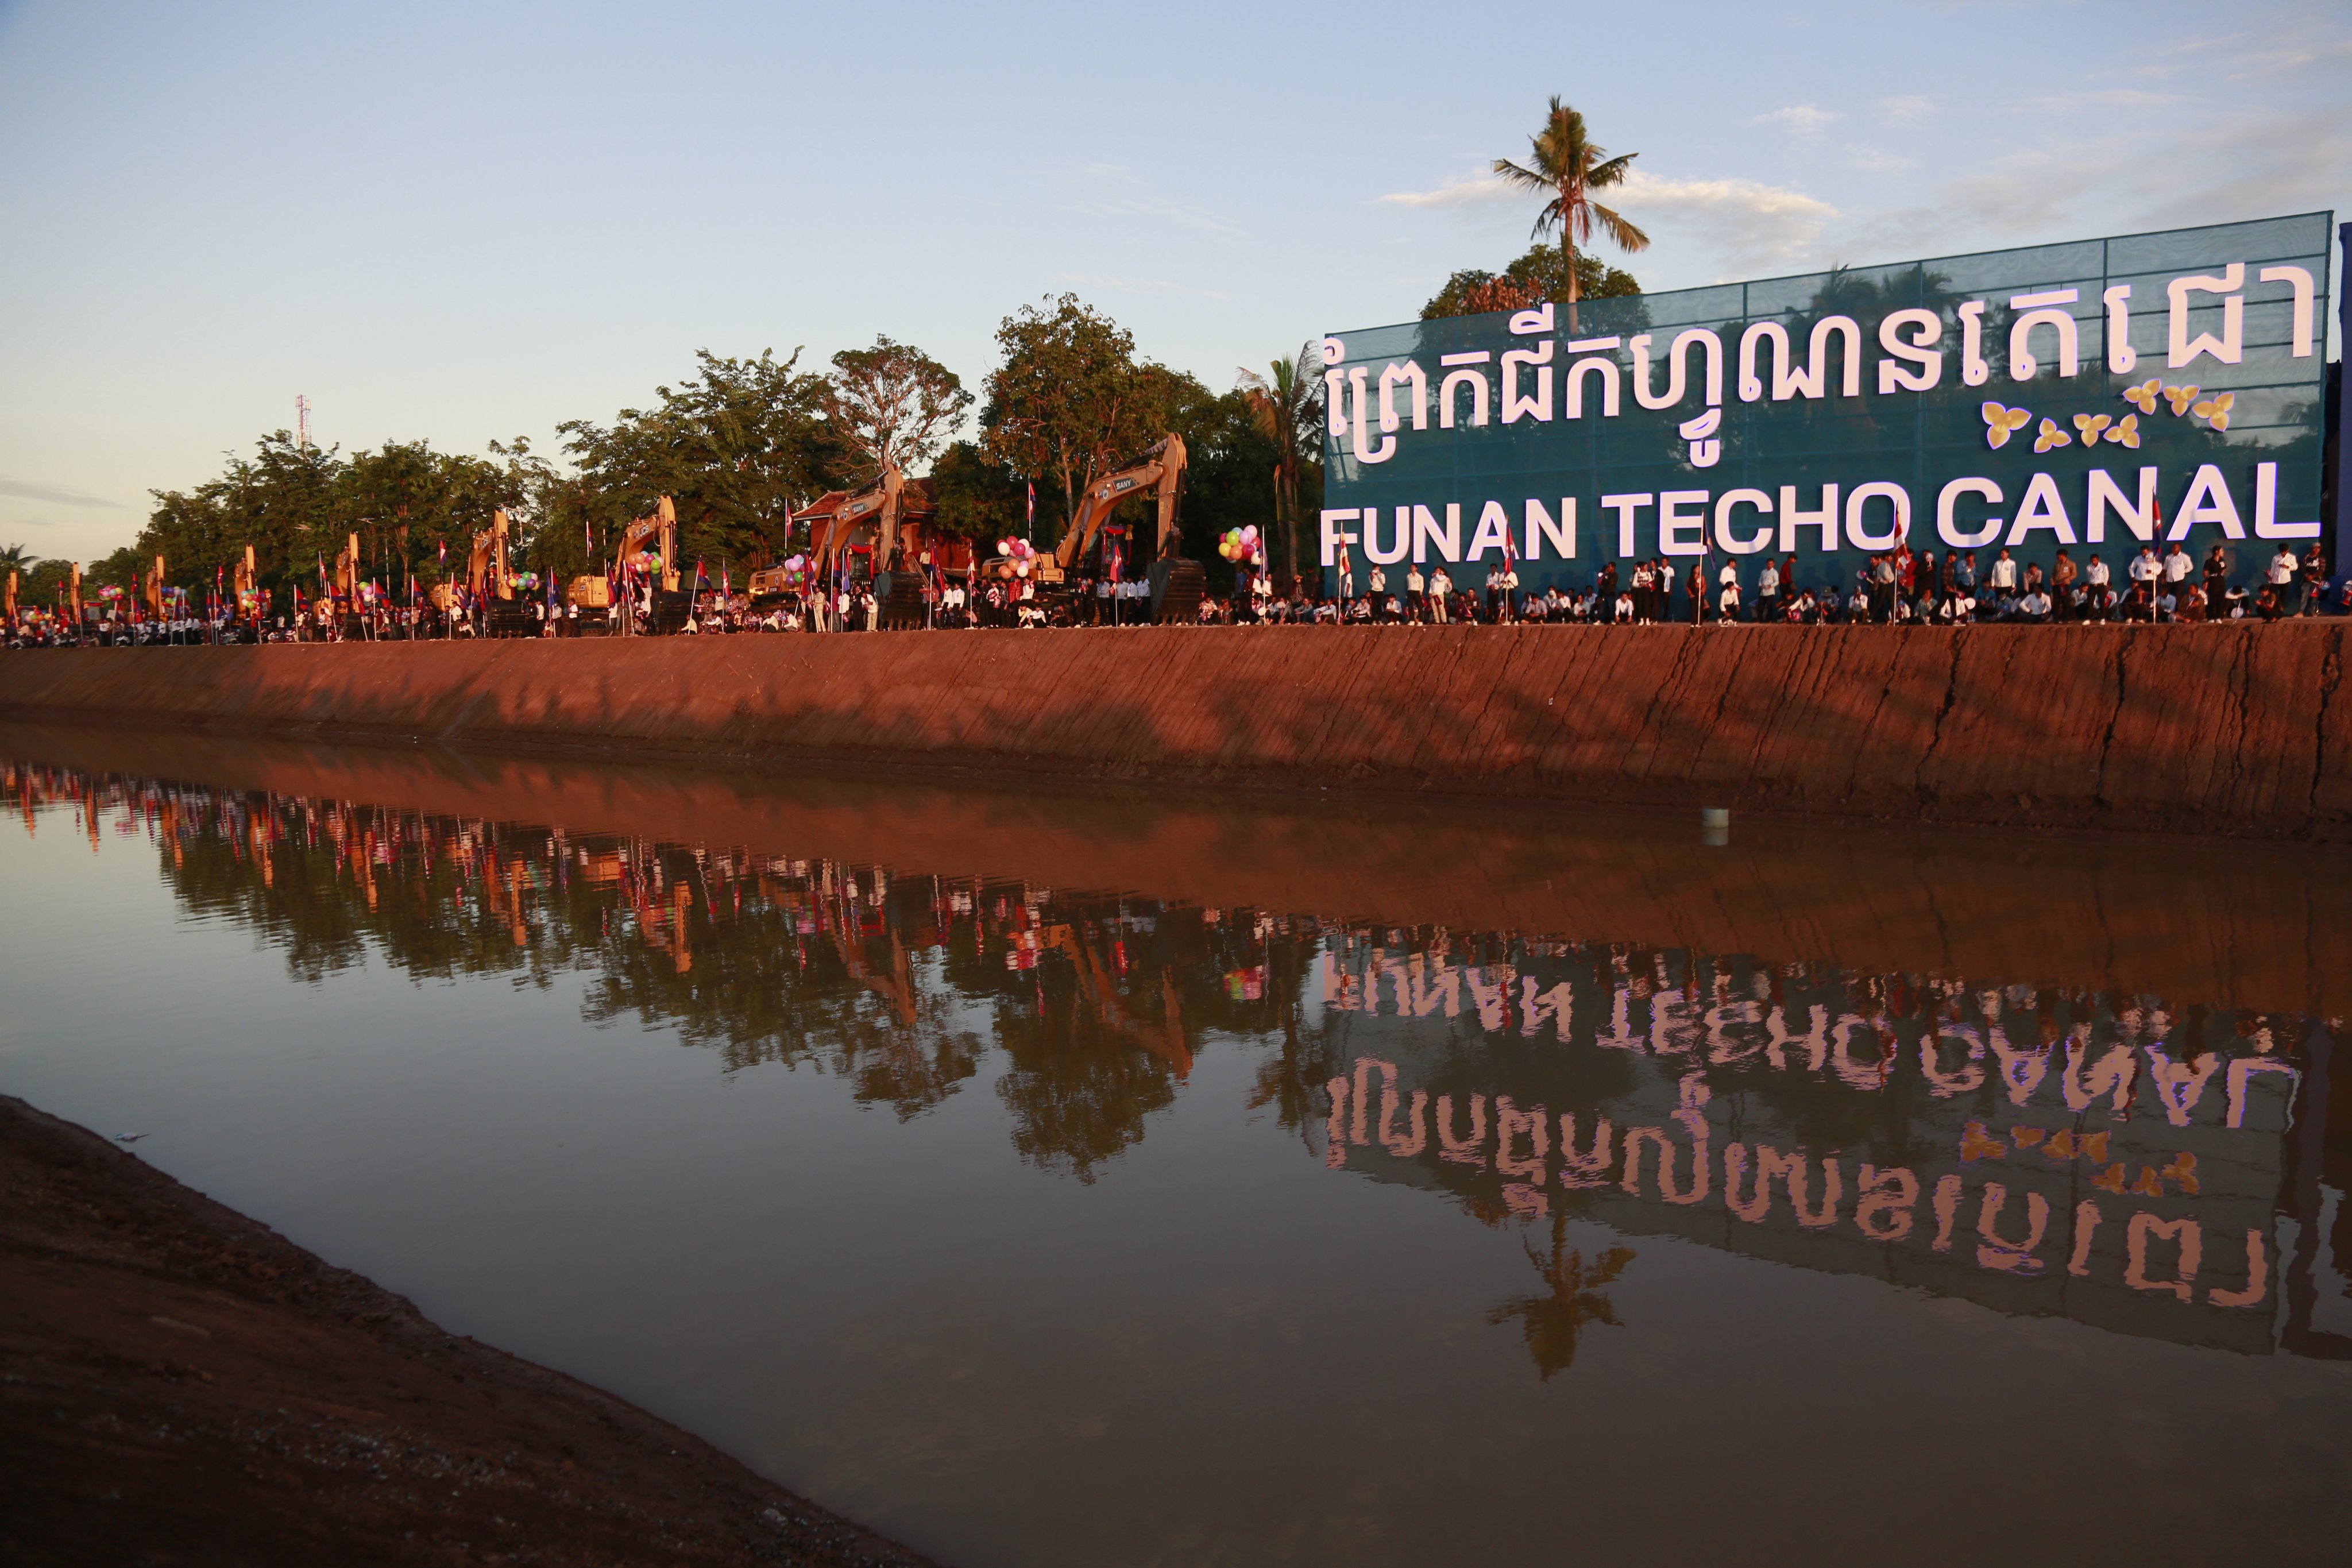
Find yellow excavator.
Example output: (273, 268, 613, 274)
(612, 496, 689, 632)
(1049, 434, 1199, 623)
(806, 464, 931, 627)
(144, 554, 167, 619)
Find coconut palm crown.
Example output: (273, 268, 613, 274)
(1491, 98, 1651, 327)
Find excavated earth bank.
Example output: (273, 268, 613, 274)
(2, 622, 2346, 840)
(0, 1095, 936, 1568)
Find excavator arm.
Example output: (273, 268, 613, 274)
(816, 462, 905, 582)
(616, 497, 679, 593)
(1055, 434, 1187, 573)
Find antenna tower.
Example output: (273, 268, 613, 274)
(295, 395, 312, 450)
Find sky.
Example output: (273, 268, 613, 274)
(1, 0, 2346, 565)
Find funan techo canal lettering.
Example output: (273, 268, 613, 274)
(1319, 214, 2334, 591)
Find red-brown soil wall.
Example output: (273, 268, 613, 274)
(3, 621, 2346, 839)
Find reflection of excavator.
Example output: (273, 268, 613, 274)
(1051, 434, 1203, 623)
(1052, 925, 1192, 1079)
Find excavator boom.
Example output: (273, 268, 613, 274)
(1055, 434, 1187, 574)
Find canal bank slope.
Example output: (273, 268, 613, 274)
(3, 621, 2345, 839)
(0, 1095, 936, 1568)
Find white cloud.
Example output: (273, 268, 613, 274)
(1752, 104, 1842, 133)
(1050, 272, 1234, 302)
(1611, 169, 1838, 271)
(2016, 87, 2182, 113)
(1874, 94, 1936, 125)
(1845, 144, 1918, 173)
(0, 477, 124, 508)
(1046, 163, 1242, 234)
(1378, 171, 1515, 209)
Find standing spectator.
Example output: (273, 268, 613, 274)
(1405, 561, 1426, 622)
(1497, 557, 1519, 623)
(1685, 561, 1707, 624)
(2164, 540, 2194, 599)
(1755, 556, 1781, 624)
(2051, 550, 2077, 621)
(2267, 543, 2299, 608)
(1336, 545, 1354, 605)
(1955, 551, 1979, 601)
(2203, 544, 2231, 611)
(1717, 566, 1741, 623)
(1870, 553, 1897, 623)
(2299, 541, 2328, 615)
(1428, 565, 1453, 623)
(2129, 545, 2161, 605)
(1988, 548, 2019, 603)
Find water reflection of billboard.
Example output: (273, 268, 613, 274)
(1313, 942, 2341, 1358)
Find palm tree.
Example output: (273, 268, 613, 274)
(0, 543, 37, 573)
(1235, 345, 1323, 584)
(1492, 98, 1650, 331)
(1484, 1219, 1634, 1380)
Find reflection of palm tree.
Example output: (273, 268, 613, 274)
(1490, 98, 1648, 333)
(1484, 1215, 1633, 1381)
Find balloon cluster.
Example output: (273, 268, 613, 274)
(779, 553, 809, 589)
(996, 537, 1038, 577)
(1219, 526, 1264, 565)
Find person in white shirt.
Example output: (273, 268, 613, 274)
(1496, 562, 1519, 622)
(1428, 566, 1453, 623)
(2164, 542, 2193, 586)
(1756, 559, 1780, 623)
(2130, 546, 2161, 587)
(1405, 564, 1426, 621)
(2269, 547, 2299, 589)
(2018, 588, 2052, 623)
(1367, 565, 1385, 603)
(1717, 561, 1740, 623)
(2085, 554, 2110, 589)
(1988, 549, 2019, 593)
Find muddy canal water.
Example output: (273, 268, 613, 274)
(3, 729, 2348, 1566)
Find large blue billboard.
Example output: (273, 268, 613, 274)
(1320, 213, 2338, 604)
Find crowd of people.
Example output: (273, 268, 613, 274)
(5, 539, 2342, 647)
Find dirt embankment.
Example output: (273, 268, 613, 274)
(1, 622, 2346, 840)
(0, 1095, 936, 1568)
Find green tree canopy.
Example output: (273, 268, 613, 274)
(1422, 245, 1641, 321)
(825, 336, 972, 482)
(980, 294, 1180, 543)
(555, 348, 843, 576)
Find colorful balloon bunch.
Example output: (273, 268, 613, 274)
(996, 537, 1039, 577)
(1219, 526, 1264, 565)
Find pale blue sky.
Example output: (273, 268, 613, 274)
(2, 0, 2345, 562)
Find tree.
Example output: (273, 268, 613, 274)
(1492, 98, 1649, 330)
(555, 349, 841, 574)
(926, 440, 1026, 544)
(1422, 244, 1640, 321)
(826, 336, 972, 481)
(1484, 1225, 1634, 1381)
(0, 542, 35, 573)
(1234, 345, 1326, 582)
(980, 294, 1177, 543)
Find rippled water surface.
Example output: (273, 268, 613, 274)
(3, 725, 2349, 1567)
